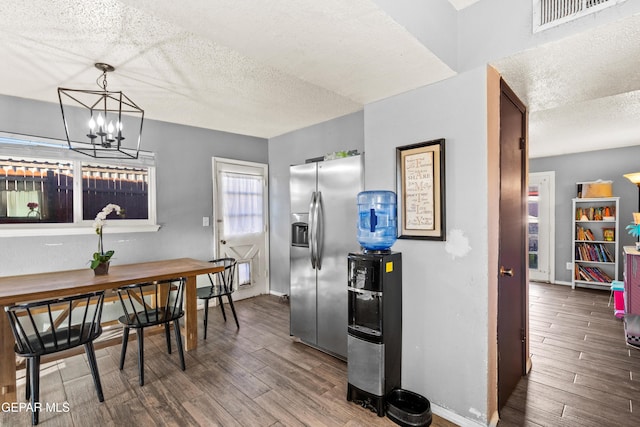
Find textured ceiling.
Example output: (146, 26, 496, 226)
(492, 12, 640, 158)
(0, 0, 455, 139)
(0, 0, 635, 158)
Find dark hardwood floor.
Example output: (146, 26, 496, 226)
(6, 282, 634, 426)
(499, 281, 640, 426)
(0, 295, 456, 427)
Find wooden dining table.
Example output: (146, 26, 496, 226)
(0, 257, 223, 404)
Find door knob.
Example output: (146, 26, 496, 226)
(500, 266, 514, 277)
(220, 240, 227, 245)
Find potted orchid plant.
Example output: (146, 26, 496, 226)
(91, 203, 124, 274)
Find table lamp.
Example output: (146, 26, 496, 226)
(624, 172, 640, 212)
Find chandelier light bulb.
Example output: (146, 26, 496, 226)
(88, 116, 96, 132)
(96, 113, 105, 128)
(106, 121, 115, 142)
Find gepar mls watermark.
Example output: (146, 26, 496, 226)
(2, 402, 70, 413)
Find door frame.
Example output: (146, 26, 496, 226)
(487, 66, 530, 423)
(529, 171, 556, 283)
(212, 157, 270, 295)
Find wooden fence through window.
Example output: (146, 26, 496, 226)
(82, 167, 148, 220)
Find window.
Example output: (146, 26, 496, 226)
(220, 172, 264, 236)
(1, 158, 74, 223)
(82, 164, 149, 220)
(237, 260, 252, 287)
(0, 135, 158, 236)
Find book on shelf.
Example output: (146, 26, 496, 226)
(602, 244, 614, 261)
(575, 205, 615, 221)
(576, 226, 596, 241)
(575, 242, 615, 262)
(574, 264, 613, 283)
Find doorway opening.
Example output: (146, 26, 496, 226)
(528, 171, 556, 283)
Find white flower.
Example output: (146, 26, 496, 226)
(93, 203, 123, 257)
(95, 204, 122, 221)
(102, 204, 122, 216)
(93, 204, 122, 233)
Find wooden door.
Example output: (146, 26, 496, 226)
(497, 79, 528, 409)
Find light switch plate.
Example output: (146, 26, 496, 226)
(202, 216, 210, 227)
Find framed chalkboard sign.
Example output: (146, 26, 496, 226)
(396, 138, 445, 240)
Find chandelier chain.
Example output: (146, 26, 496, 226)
(97, 71, 108, 91)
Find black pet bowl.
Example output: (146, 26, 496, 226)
(386, 388, 432, 427)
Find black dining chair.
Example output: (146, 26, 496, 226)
(197, 257, 239, 339)
(116, 278, 185, 386)
(4, 291, 105, 425)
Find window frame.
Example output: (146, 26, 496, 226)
(0, 133, 159, 237)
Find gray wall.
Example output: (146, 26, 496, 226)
(364, 67, 489, 424)
(0, 95, 268, 276)
(267, 111, 365, 295)
(530, 145, 640, 284)
(267, 68, 491, 424)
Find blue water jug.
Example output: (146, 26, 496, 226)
(357, 191, 397, 251)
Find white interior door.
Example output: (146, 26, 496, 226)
(213, 157, 269, 300)
(528, 171, 555, 283)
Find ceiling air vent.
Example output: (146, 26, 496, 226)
(533, 0, 626, 32)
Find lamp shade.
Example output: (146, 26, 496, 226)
(624, 172, 640, 185)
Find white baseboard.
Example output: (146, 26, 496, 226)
(431, 403, 486, 427)
(269, 290, 287, 297)
(553, 280, 572, 286)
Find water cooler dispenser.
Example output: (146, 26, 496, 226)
(347, 251, 402, 416)
(347, 191, 401, 416)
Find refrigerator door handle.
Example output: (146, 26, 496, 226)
(316, 191, 324, 270)
(309, 192, 317, 269)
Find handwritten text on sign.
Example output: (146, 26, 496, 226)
(404, 151, 434, 230)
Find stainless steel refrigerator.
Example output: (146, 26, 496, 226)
(289, 154, 364, 359)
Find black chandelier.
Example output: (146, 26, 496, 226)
(58, 63, 144, 159)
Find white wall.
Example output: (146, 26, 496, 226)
(371, 0, 458, 69)
(267, 111, 365, 295)
(372, 0, 640, 76)
(0, 95, 268, 276)
(364, 67, 489, 424)
(459, 0, 640, 72)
